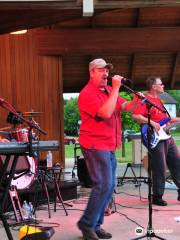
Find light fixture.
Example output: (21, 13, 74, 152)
(10, 30, 27, 35)
(83, 0, 94, 17)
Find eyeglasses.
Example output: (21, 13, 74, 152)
(154, 83, 164, 86)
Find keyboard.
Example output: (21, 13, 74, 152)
(0, 140, 59, 154)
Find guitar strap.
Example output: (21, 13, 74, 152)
(163, 105, 171, 120)
(159, 98, 171, 120)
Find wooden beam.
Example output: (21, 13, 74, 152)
(0, 1, 79, 10)
(36, 27, 180, 55)
(0, 9, 81, 34)
(170, 52, 180, 88)
(0, 1, 180, 10)
(95, 0, 180, 9)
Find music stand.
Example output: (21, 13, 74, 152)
(132, 100, 166, 240)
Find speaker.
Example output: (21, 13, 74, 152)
(77, 156, 92, 188)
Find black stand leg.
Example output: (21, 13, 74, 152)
(0, 211, 13, 240)
(132, 231, 166, 240)
(42, 173, 51, 218)
(132, 176, 166, 239)
(52, 167, 72, 215)
(0, 155, 20, 240)
(117, 163, 140, 186)
(33, 170, 51, 218)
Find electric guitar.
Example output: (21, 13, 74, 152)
(141, 117, 180, 149)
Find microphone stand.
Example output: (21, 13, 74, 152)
(0, 100, 46, 135)
(121, 84, 166, 114)
(121, 84, 166, 240)
(0, 99, 47, 155)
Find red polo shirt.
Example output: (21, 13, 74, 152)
(133, 94, 168, 122)
(78, 82, 126, 151)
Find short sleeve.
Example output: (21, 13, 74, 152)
(78, 91, 103, 117)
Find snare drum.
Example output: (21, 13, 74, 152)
(10, 128, 29, 142)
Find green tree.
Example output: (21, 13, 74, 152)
(64, 92, 140, 137)
(64, 98, 80, 136)
(120, 91, 140, 132)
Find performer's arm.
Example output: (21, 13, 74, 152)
(132, 114, 160, 132)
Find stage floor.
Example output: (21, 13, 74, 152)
(1, 163, 180, 240)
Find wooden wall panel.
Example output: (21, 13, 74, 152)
(0, 30, 64, 165)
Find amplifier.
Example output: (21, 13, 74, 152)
(77, 156, 92, 188)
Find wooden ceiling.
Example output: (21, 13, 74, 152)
(1, 1, 180, 91)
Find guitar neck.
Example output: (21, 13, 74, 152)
(164, 122, 180, 132)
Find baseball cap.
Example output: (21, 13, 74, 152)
(89, 58, 113, 71)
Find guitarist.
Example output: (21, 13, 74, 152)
(132, 76, 180, 206)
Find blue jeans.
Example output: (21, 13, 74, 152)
(79, 147, 117, 231)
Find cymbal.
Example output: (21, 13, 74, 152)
(23, 115, 41, 118)
(23, 111, 42, 115)
(0, 126, 11, 131)
(23, 112, 42, 117)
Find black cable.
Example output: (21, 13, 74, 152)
(115, 209, 144, 229)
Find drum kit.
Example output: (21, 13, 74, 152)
(0, 111, 42, 190)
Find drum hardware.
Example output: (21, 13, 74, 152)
(10, 128, 29, 142)
(4, 125, 38, 190)
(23, 111, 42, 118)
(23, 111, 42, 115)
(0, 99, 47, 240)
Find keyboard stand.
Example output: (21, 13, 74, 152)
(0, 154, 20, 240)
(0, 140, 59, 240)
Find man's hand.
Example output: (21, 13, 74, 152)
(133, 92, 145, 101)
(151, 121, 160, 133)
(111, 75, 124, 90)
(122, 92, 145, 112)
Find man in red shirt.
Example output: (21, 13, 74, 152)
(77, 58, 140, 240)
(133, 76, 180, 206)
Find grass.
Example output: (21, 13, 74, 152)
(65, 135, 180, 164)
(65, 142, 133, 163)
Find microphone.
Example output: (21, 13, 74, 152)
(107, 76, 132, 85)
